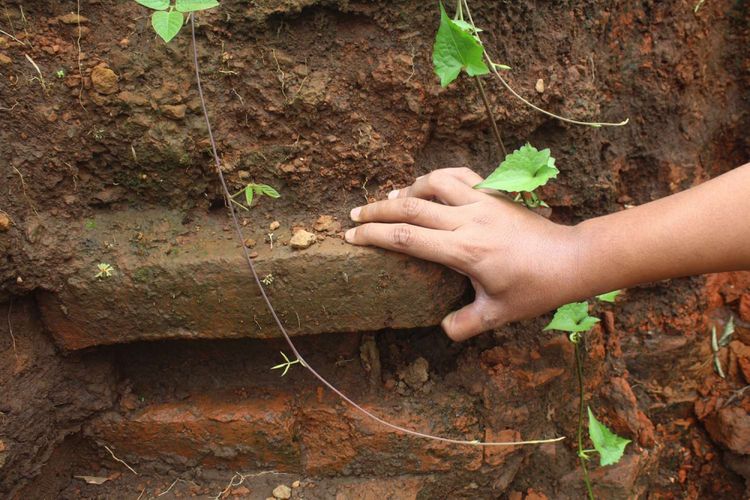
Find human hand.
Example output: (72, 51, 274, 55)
(345, 168, 584, 341)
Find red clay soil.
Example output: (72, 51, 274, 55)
(1, 0, 749, 499)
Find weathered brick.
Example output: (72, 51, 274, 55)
(86, 387, 485, 476)
(86, 391, 300, 471)
(38, 210, 467, 350)
(297, 392, 483, 476)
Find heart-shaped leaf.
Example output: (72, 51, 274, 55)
(175, 0, 220, 12)
(136, 0, 170, 10)
(151, 10, 184, 43)
(544, 302, 600, 333)
(432, 3, 489, 87)
(475, 143, 559, 193)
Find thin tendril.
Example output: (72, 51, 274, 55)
(462, 0, 628, 128)
(189, 13, 564, 448)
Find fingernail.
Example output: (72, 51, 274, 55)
(388, 189, 400, 200)
(345, 228, 356, 242)
(350, 207, 362, 221)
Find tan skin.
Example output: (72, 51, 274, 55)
(345, 163, 750, 341)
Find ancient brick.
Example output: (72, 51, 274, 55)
(86, 391, 299, 471)
(37, 210, 467, 350)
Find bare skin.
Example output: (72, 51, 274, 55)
(345, 164, 750, 341)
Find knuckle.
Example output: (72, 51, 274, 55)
(391, 224, 414, 248)
(400, 197, 424, 219)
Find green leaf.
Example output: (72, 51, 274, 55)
(432, 3, 489, 87)
(151, 10, 184, 43)
(244, 185, 254, 206)
(588, 407, 631, 466)
(544, 302, 600, 333)
(254, 184, 281, 199)
(596, 290, 621, 303)
(135, 0, 170, 10)
(474, 143, 559, 193)
(175, 0, 220, 12)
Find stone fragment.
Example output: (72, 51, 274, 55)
(272, 484, 291, 499)
(290, 230, 316, 250)
(0, 212, 11, 232)
(243, 238, 257, 248)
(0, 53, 11, 65)
(704, 405, 750, 454)
(269, 221, 281, 231)
(91, 65, 118, 95)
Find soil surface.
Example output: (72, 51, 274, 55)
(1, 0, 749, 498)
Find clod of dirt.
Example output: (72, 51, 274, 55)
(0, 439, 6, 468)
(0, 53, 11, 66)
(313, 215, 341, 233)
(58, 13, 88, 25)
(290, 230, 316, 250)
(91, 65, 119, 95)
(0, 213, 10, 232)
(272, 484, 292, 499)
(161, 104, 187, 120)
(398, 357, 430, 389)
(269, 221, 281, 231)
(535, 78, 545, 93)
(244, 238, 257, 248)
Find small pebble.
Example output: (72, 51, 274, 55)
(273, 484, 292, 499)
(243, 238, 257, 248)
(535, 78, 545, 93)
(269, 221, 280, 231)
(292, 480, 301, 488)
(0, 212, 10, 232)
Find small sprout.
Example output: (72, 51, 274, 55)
(596, 290, 621, 303)
(261, 273, 274, 286)
(135, 0, 220, 43)
(56, 69, 66, 78)
(711, 317, 734, 378)
(492, 63, 511, 71)
(271, 351, 302, 376)
(544, 302, 600, 334)
(587, 407, 630, 466)
(95, 263, 114, 279)
(230, 182, 281, 211)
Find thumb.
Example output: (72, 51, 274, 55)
(441, 300, 499, 342)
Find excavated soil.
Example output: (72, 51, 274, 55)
(1, 0, 749, 498)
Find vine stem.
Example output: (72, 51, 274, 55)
(189, 14, 564, 448)
(462, 0, 628, 128)
(574, 341, 595, 500)
(473, 76, 507, 157)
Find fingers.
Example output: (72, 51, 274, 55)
(350, 197, 464, 230)
(345, 223, 463, 269)
(441, 298, 502, 342)
(390, 168, 486, 206)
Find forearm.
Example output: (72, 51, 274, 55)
(573, 163, 750, 298)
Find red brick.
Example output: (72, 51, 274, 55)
(86, 391, 300, 471)
(37, 210, 466, 350)
(298, 393, 483, 475)
(484, 429, 521, 466)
